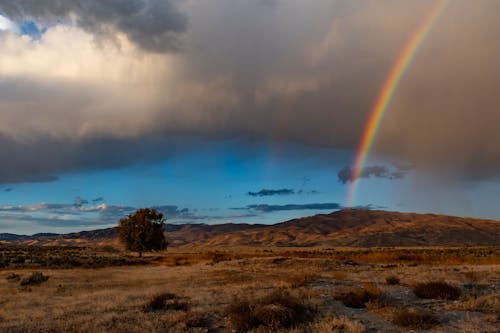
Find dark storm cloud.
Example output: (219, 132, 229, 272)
(0, 0, 499, 183)
(247, 189, 294, 197)
(337, 163, 412, 184)
(0, 134, 203, 184)
(235, 203, 342, 213)
(0, 0, 187, 52)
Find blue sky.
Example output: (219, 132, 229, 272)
(1, 139, 498, 234)
(0, 1, 499, 234)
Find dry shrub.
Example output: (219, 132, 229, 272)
(334, 284, 388, 309)
(461, 293, 500, 315)
(226, 289, 315, 331)
(5, 273, 20, 282)
(331, 316, 365, 333)
(385, 275, 400, 285)
(287, 273, 318, 288)
(309, 316, 364, 333)
(413, 281, 461, 300)
(254, 303, 295, 329)
(226, 299, 257, 331)
(20, 272, 48, 286)
(184, 311, 212, 328)
(142, 292, 189, 312)
(210, 252, 232, 264)
(463, 271, 482, 283)
(393, 308, 440, 329)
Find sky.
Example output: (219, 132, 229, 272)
(0, 0, 498, 234)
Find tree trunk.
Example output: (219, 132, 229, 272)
(139, 251, 142, 258)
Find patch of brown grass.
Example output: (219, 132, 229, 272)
(334, 284, 388, 309)
(393, 308, 440, 329)
(19, 272, 49, 286)
(449, 293, 500, 315)
(385, 275, 400, 285)
(5, 273, 20, 282)
(286, 273, 318, 288)
(413, 281, 461, 300)
(309, 315, 365, 333)
(226, 289, 316, 331)
(142, 292, 189, 312)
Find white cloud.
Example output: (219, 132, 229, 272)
(0, 14, 17, 32)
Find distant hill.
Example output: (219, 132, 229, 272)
(191, 209, 499, 247)
(1, 209, 498, 247)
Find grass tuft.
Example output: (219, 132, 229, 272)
(5, 273, 20, 282)
(287, 273, 318, 288)
(226, 289, 316, 331)
(413, 281, 461, 300)
(142, 292, 189, 312)
(19, 272, 49, 286)
(334, 284, 388, 308)
(393, 308, 440, 329)
(385, 275, 400, 285)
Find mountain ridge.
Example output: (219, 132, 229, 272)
(1, 209, 498, 247)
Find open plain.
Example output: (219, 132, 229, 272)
(1, 246, 498, 333)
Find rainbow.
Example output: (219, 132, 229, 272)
(345, 0, 450, 207)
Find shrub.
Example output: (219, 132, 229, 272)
(20, 272, 49, 286)
(254, 303, 295, 330)
(393, 308, 440, 329)
(386, 276, 400, 285)
(226, 289, 315, 331)
(142, 292, 189, 312)
(334, 285, 388, 308)
(413, 281, 461, 300)
(287, 273, 318, 288)
(6, 273, 20, 282)
(226, 300, 257, 331)
(331, 316, 364, 333)
(185, 312, 211, 328)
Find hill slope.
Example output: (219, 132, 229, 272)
(1, 209, 498, 247)
(192, 209, 499, 247)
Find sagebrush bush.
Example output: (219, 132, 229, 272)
(20, 272, 49, 286)
(226, 289, 315, 331)
(330, 316, 365, 333)
(184, 312, 211, 328)
(287, 273, 318, 288)
(142, 292, 189, 312)
(385, 275, 400, 285)
(334, 285, 388, 308)
(6, 273, 20, 282)
(393, 308, 440, 329)
(413, 281, 461, 300)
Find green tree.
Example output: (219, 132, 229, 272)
(118, 208, 167, 257)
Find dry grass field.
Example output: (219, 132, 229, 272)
(0, 246, 499, 332)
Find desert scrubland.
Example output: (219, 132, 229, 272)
(0, 246, 498, 332)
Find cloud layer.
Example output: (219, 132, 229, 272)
(0, 0, 186, 52)
(237, 203, 342, 213)
(337, 163, 412, 184)
(248, 189, 295, 197)
(0, 0, 499, 183)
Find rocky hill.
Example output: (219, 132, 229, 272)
(1, 209, 498, 247)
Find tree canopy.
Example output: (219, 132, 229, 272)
(118, 208, 167, 257)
